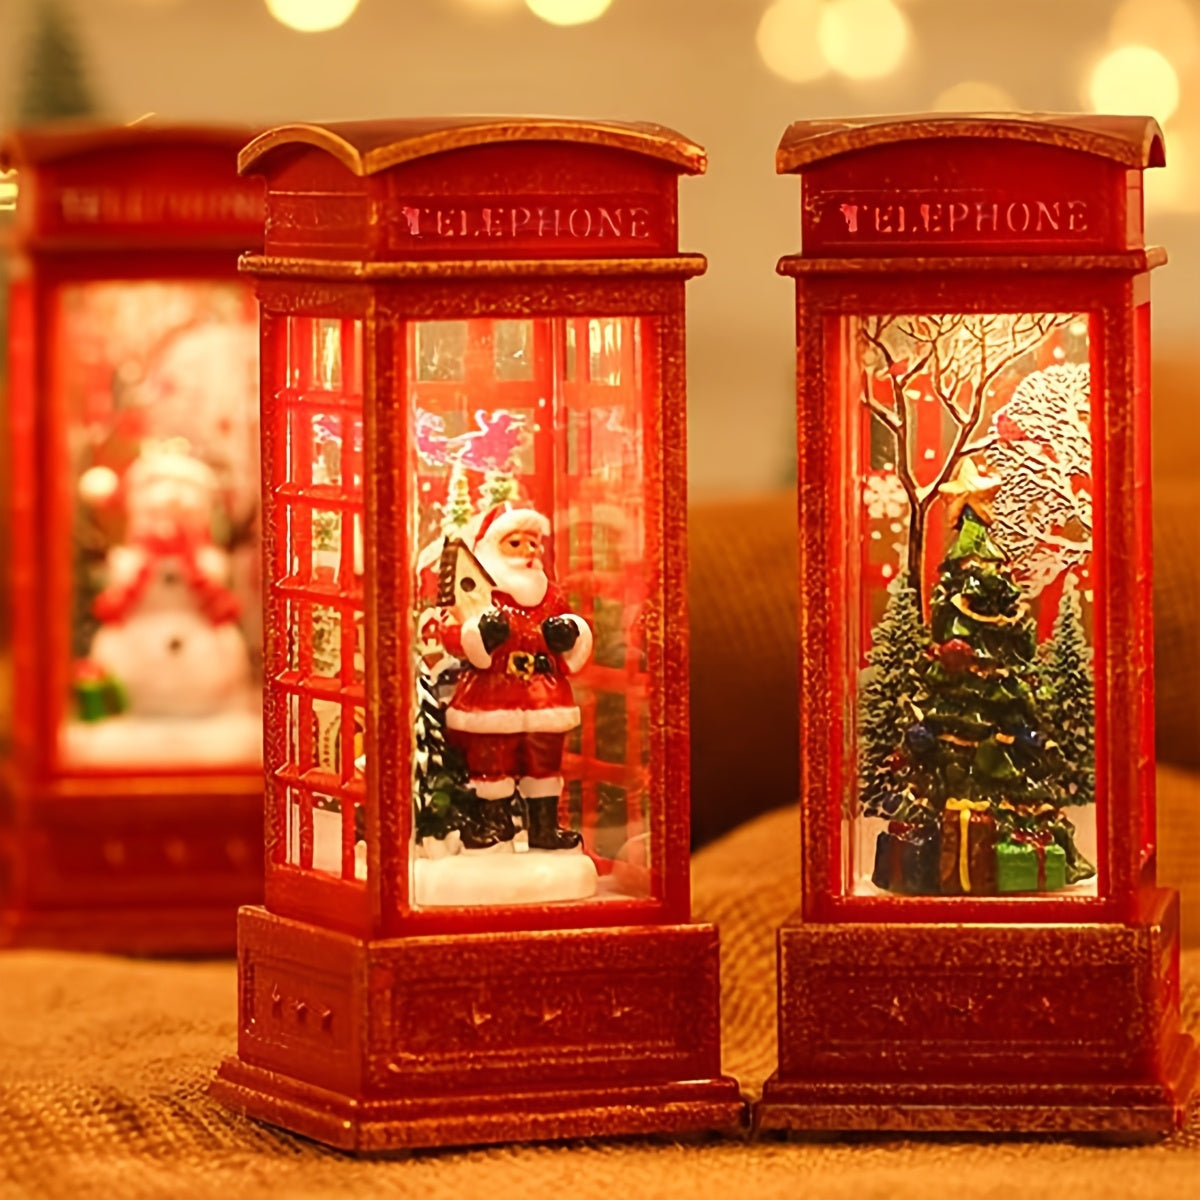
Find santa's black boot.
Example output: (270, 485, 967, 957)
(526, 795, 582, 851)
(460, 796, 516, 851)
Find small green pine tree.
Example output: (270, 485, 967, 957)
(19, 0, 99, 124)
(413, 666, 471, 842)
(479, 469, 518, 510)
(858, 579, 927, 817)
(441, 459, 474, 535)
(1039, 575, 1095, 806)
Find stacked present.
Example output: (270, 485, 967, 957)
(71, 659, 127, 723)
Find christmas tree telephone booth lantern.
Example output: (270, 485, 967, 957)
(0, 125, 266, 953)
(758, 114, 1198, 1134)
(210, 118, 744, 1150)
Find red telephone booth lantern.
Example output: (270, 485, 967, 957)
(0, 125, 266, 953)
(758, 114, 1198, 1134)
(210, 118, 744, 1151)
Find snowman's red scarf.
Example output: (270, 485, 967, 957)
(92, 532, 241, 626)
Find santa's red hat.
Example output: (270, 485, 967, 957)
(473, 503, 549, 553)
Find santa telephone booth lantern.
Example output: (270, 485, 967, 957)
(0, 125, 266, 953)
(757, 114, 1198, 1134)
(210, 118, 744, 1150)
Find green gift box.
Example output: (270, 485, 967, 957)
(996, 835, 1067, 893)
(72, 662, 127, 723)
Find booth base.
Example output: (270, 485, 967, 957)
(756, 1040, 1197, 1137)
(0, 902, 248, 956)
(212, 1058, 746, 1153)
(0, 775, 262, 955)
(210, 906, 746, 1152)
(756, 888, 1198, 1137)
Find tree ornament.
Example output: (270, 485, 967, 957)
(936, 638, 975, 673)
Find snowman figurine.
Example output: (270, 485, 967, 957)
(82, 442, 252, 718)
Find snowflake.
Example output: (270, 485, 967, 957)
(863, 473, 907, 520)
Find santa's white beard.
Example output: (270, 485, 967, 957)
(478, 552, 548, 608)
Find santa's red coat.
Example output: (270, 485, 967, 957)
(442, 585, 586, 735)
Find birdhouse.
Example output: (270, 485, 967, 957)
(209, 117, 743, 1151)
(758, 114, 1197, 1134)
(0, 124, 266, 953)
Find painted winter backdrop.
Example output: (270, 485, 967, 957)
(855, 312, 1096, 896)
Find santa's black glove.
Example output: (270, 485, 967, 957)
(479, 609, 510, 654)
(541, 616, 579, 654)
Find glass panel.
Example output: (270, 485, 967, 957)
(56, 280, 261, 768)
(848, 312, 1098, 900)
(407, 315, 652, 908)
(587, 317, 623, 385)
(269, 315, 367, 883)
(493, 319, 534, 381)
(416, 320, 467, 381)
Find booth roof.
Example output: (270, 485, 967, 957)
(776, 112, 1166, 174)
(237, 116, 707, 178)
(0, 120, 255, 172)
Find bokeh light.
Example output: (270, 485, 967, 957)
(818, 0, 910, 81)
(756, 0, 828, 85)
(1088, 45, 1180, 121)
(264, 0, 360, 33)
(451, 0, 523, 12)
(525, 0, 612, 26)
(931, 80, 1016, 112)
(1110, 0, 1198, 71)
(0, 171, 18, 214)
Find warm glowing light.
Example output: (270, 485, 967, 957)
(1110, 0, 1198, 70)
(818, 0, 910, 80)
(0, 170, 18, 213)
(264, 0, 360, 33)
(931, 81, 1016, 113)
(452, 0, 522, 12)
(756, 0, 827, 84)
(525, 0, 612, 26)
(1088, 45, 1180, 121)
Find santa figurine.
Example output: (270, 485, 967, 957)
(79, 441, 251, 718)
(440, 504, 592, 853)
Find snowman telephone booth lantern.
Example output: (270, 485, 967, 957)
(757, 114, 1198, 1134)
(210, 118, 744, 1150)
(0, 125, 265, 953)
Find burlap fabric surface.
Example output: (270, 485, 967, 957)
(2, 787, 1199, 1200)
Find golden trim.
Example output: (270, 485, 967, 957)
(776, 113, 1165, 174)
(950, 594, 1028, 626)
(239, 119, 706, 177)
(238, 253, 708, 281)
(777, 248, 1167, 275)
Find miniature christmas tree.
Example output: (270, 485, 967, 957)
(440, 457, 475, 536)
(18, 0, 99, 123)
(869, 458, 1094, 895)
(858, 579, 926, 818)
(413, 662, 472, 847)
(479, 468, 519, 510)
(1039, 575, 1095, 806)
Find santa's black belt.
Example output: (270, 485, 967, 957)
(505, 651, 555, 680)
